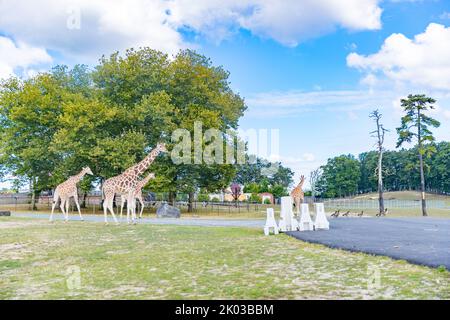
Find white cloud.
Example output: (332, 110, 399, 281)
(245, 89, 396, 117)
(347, 111, 358, 120)
(0, 0, 382, 65)
(301, 153, 316, 162)
(169, 0, 382, 46)
(270, 154, 320, 188)
(439, 11, 450, 20)
(0, 0, 184, 63)
(0, 36, 52, 79)
(347, 23, 450, 91)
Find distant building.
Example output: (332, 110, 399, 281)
(208, 185, 251, 202)
(258, 192, 274, 204)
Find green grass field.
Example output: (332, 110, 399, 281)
(0, 217, 448, 300)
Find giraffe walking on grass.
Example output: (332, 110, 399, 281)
(102, 142, 166, 225)
(49, 167, 93, 222)
(119, 172, 156, 220)
(290, 175, 305, 214)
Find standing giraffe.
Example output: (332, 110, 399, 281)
(290, 175, 305, 213)
(49, 167, 93, 222)
(119, 172, 155, 220)
(102, 142, 167, 224)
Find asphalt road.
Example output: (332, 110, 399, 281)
(286, 217, 450, 269)
(10, 212, 450, 269)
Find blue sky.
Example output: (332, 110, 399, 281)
(0, 0, 449, 187)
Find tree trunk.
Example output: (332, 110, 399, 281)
(418, 152, 427, 216)
(417, 108, 427, 217)
(188, 192, 194, 213)
(100, 178, 104, 208)
(30, 177, 37, 211)
(81, 192, 87, 208)
(378, 151, 385, 215)
(168, 192, 176, 206)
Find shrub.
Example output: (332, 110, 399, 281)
(197, 194, 209, 202)
(249, 193, 261, 203)
(263, 198, 271, 204)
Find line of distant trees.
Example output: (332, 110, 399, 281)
(314, 141, 449, 198)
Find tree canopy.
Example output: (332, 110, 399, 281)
(0, 48, 247, 208)
(314, 141, 449, 198)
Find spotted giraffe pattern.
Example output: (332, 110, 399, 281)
(290, 175, 305, 213)
(120, 172, 155, 220)
(102, 142, 166, 224)
(49, 167, 93, 222)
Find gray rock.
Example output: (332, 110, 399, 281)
(156, 204, 180, 218)
(0, 211, 11, 216)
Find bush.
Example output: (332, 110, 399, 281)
(211, 197, 220, 202)
(249, 193, 262, 203)
(197, 194, 209, 202)
(263, 198, 271, 204)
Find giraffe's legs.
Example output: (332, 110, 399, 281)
(295, 198, 300, 214)
(131, 197, 137, 224)
(126, 198, 130, 224)
(138, 196, 144, 219)
(103, 196, 109, 224)
(59, 198, 67, 222)
(131, 197, 137, 223)
(73, 193, 83, 221)
(103, 193, 118, 225)
(65, 199, 70, 222)
(107, 197, 119, 225)
(120, 195, 126, 221)
(49, 195, 59, 222)
(126, 191, 136, 224)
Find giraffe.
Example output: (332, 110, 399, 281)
(102, 142, 167, 225)
(119, 172, 155, 220)
(49, 167, 93, 222)
(290, 175, 305, 214)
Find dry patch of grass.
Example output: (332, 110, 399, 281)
(0, 217, 448, 300)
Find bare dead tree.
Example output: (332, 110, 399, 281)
(370, 110, 389, 216)
(309, 168, 322, 202)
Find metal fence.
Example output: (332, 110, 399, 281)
(0, 193, 273, 215)
(1, 193, 448, 213)
(322, 199, 449, 209)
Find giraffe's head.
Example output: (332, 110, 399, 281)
(83, 166, 93, 175)
(156, 142, 167, 153)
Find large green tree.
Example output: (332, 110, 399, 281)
(396, 94, 440, 216)
(93, 48, 246, 211)
(1, 48, 248, 212)
(235, 156, 294, 188)
(317, 154, 361, 198)
(428, 142, 449, 193)
(0, 75, 70, 209)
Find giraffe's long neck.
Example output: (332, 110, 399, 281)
(73, 170, 86, 183)
(126, 148, 160, 176)
(139, 174, 154, 188)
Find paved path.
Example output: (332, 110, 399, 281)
(10, 213, 450, 269)
(12, 212, 264, 228)
(286, 217, 450, 269)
